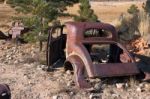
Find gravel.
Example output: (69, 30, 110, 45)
(0, 41, 150, 99)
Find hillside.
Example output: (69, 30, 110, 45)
(65, 1, 145, 23)
(0, 1, 146, 29)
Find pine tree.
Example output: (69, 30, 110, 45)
(128, 4, 140, 38)
(7, 0, 78, 43)
(127, 4, 139, 15)
(74, 0, 98, 22)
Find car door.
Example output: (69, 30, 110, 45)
(46, 25, 66, 67)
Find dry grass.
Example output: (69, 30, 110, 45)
(0, 4, 16, 32)
(63, 1, 145, 23)
(0, 1, 146, 33)
(138, 12, 150, 39)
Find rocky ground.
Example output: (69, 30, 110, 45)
(0, 40, 150, 99)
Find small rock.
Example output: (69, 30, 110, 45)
(52, 95, 62, 99)
(70, 91, 74, 96)
(8, 57, 12, 60)
(53, 95, 59, 99)
(89, 94, 99, 99)
(66, 70, 71, 75)
(67, 81, 73, 87)
(136, 87, 142, 92)
(139, 83, 144, 88)
(54, 73, 63, 77)
(144, 84, 149, 89)
(6, 55, 10, 58)
(37, 65, 46, 70)
(95, 78, 101, 83)
(116, 83, 124, 89)
(89, 94, 95, 99)
(94, 83, 102, 91)
(40, 65, 45, 68)
(37, 66, 42, 71)
(112, 93, 119, 98)
(19, 58, 24, 63)
(125, 83, 129, 88)
(14, 60, 19, 64)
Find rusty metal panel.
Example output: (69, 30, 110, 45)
(46, 22, 147, 88)
(64, 22, 142, 88)
(94, 63, 139, 77)
(65, 22, 118, 42)
(65, 22, 119, 77)
(46, 26, 66, 67)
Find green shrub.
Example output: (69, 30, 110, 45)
(127, 4, 139, 15)
(74, 0, 98, 22)
(8, 0, 79, 43)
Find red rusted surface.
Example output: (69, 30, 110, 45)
(64, 22, 140, 88)
(47, 22, 141, 89)
(94, 63, 139, 77)
(66, 55, 92, 88)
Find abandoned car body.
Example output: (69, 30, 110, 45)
(47, 22, 146, 88)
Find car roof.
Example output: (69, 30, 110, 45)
(65, 22, 118, 41)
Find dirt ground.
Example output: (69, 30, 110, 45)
(0, 1, 150, 99)
(0, 4, 16, 32)
(0, 41, 150, 99)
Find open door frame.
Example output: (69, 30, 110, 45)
(46, 25, 66, 67)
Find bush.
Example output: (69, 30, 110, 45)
(127, 4, 139, 15)
(7, 0, 78, 43)
(12, 16, 48, 43)
(74, 0, 98, 22)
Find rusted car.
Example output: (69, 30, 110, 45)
(46, 22, 149, 88)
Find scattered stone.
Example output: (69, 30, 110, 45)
(89, 94, 95, 99)
(125, 83, 129, 88)
(89, 93, 100, 99)
(36, 66, 42, 71)
(6, 55, 10, 58)
(116, 83, 124, 89)
(8, 57, 12, 60)
(112, 93, 120, 98)
(14, 60, 19, 64)
(67, 81, 74, 87)
(54, 73, 63, 78)
(40, 65, 46, 69)
(52, 95, 63, 99)
(144, 84, 149, 88)
(41, 65, 48, 71)
(69, 91, 75, 96)
(52, 95, 59, 99)
(136, 87, 142, 92)
(95, 78, 101, 83)
(94, 83, 102, 91)
(139, 83, 144, 88)
(66, 70, 71, 75)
